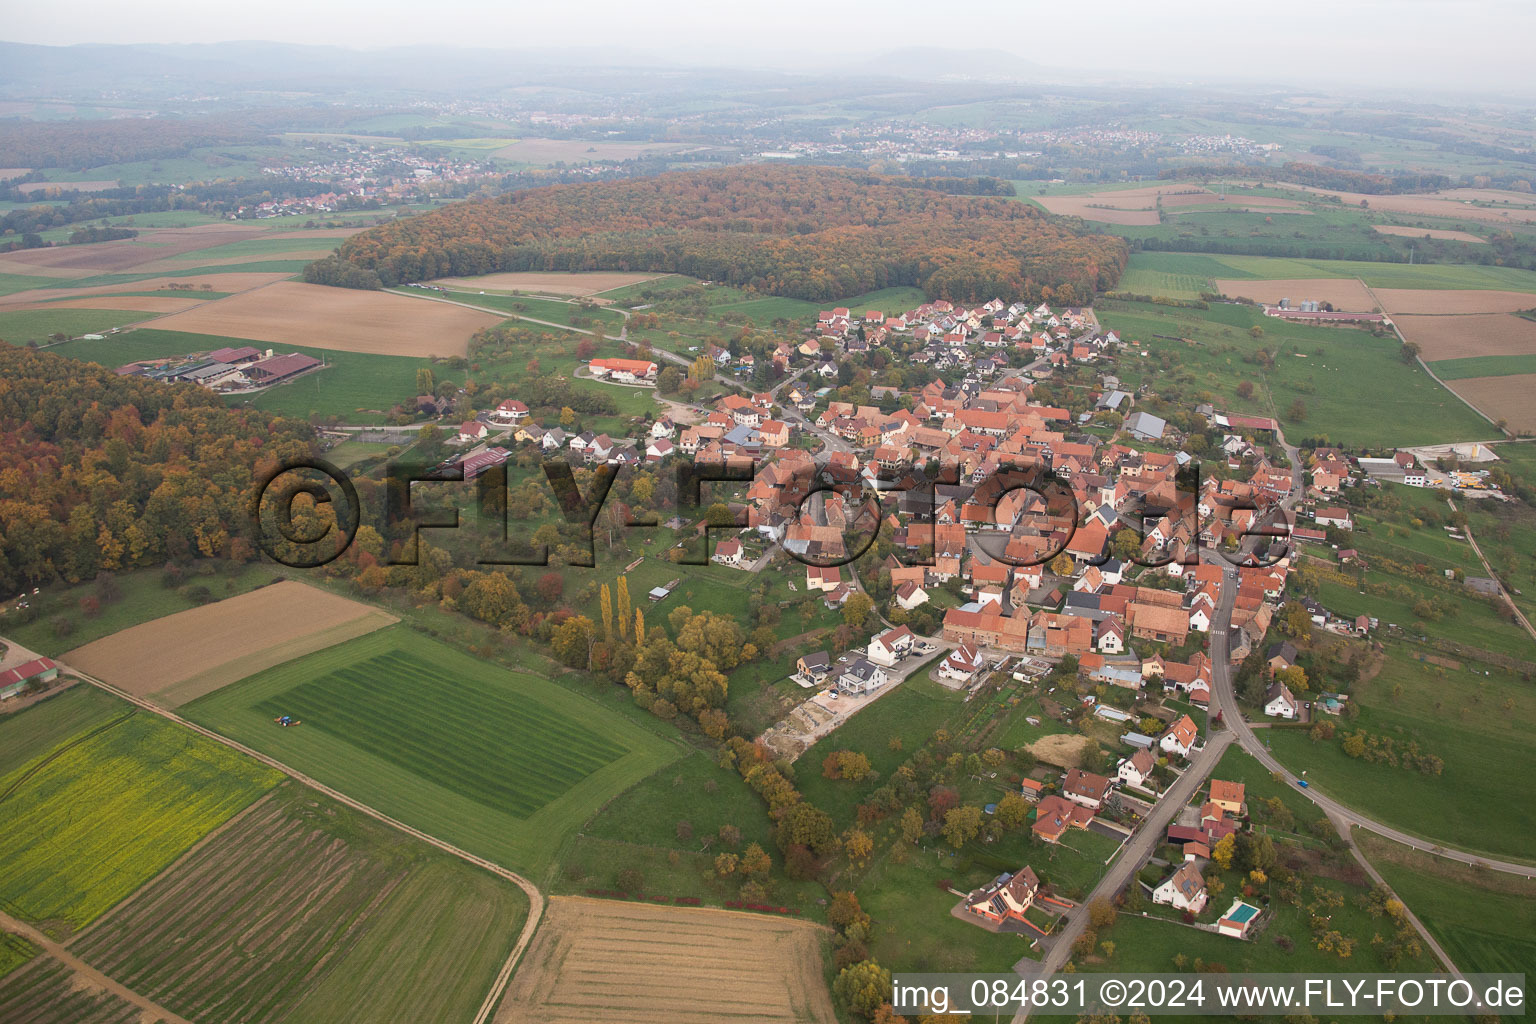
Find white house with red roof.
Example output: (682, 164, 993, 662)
(867, 625, 916, 667)
(1160, 714, 1199, 757)
(491, 399, 528, 423)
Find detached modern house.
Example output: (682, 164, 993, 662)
(963, 866, 1041, 924)
(1152, 862, 1208, 913)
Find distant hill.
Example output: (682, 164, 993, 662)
(323, 164, 1126, 303)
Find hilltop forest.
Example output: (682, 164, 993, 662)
(322, 166, 1127, 304)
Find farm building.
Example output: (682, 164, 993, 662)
(588, 358, 658, 384)
(0, 657, 59, 699)
(246, 352, 322, 385)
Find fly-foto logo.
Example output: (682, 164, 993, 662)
(248, 455, 1291, 572)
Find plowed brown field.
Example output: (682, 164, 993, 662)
(1214, 277, 1377, 311)
(63, 580, 396, 706)
(147, 281, 500, 356)
(1373, 225, 1487, 244)
(496, 896, 835, 1024)
(1375, 289, 1536, 315)
(434, 271, 668, 296)
(0, 272, 292, 307)
(1393, 313, 1536, 359)
(1445, 375, 1536, 433)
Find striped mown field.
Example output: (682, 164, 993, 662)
(183, 627, 679, 875)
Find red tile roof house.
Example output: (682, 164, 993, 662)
(491, 399, 528, 423)
(1032, 794, 1095, 843)
(1152, 862, 1209, 913)
(1061, 768, 1113, 810)
(1159, 714, 1199, 757)
(712, 538, 745, 567)
(457, 421, 489, 443)
(963, 866, 1041, 924)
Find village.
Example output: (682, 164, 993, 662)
(401, 286, 1439, 965)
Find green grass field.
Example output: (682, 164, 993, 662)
(1313, 572, 1528, 657)
(0, 702, 281, 935)
(0, 307, 159, 345)
(1429, 354, 1536, 380)
(796, 677, 968, 830)
(1263, 647, 1536, 863)
(183, 626, 680, 877)
(1358, 834, 1536, 976)
(0, 273, 59, 297)
(70, 782, 529, 1024)
(1100, 299, 1494, 447)
(49, 327, 440, 424)
(1088, 874, 1436, 978)
(1116, 256, 1215, 299)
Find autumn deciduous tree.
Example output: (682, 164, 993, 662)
(834, 960, 891, 1020)
(941, 805, 983, 848)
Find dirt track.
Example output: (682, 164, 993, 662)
(0, 911, 194, 1024)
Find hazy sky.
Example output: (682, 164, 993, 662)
(8, 0, 1536, 95)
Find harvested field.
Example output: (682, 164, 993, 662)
(1394, 313, 1536, 359)
(1432, 188, 1536, 206)
(1291, 185, 1536, 225)
(16, 180, 119, 195)
(62, 580, 396, 706)
(129, 250, 329, 274)
(2, 295, 201, 314)
(1214, 276, 1377, 311)
(496, 896, 835, 1024)
(0, 169, 30, 181)
(0, 225, 267, 277)
(1027, 733, 1092, 768)
(0, 271, 292, 307)
(433, 271, 669, 296)
(1374, 289, 1536, 315)
(1374, 225, 1487, 244)
(1032, 197, 1161, 225)
(145, 281, 500, 356)
(71, 785, 528, 1024)
(1445, 374, 1536, 433)
(490, 138, 687, 164)
(1161, 192, 1302, 209)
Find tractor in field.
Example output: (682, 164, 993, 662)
(273, 715, 302, 727)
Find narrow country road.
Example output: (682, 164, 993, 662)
(1448, 497, 1536, 644)
(1012, 732, 1235, 1005)
(0, 910, 197, 1024)
(59, 667, 544, 1024)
